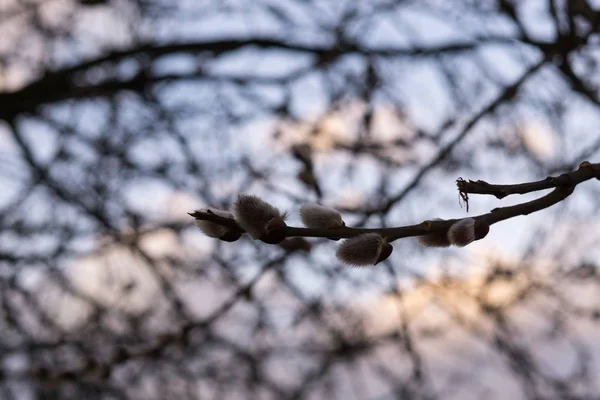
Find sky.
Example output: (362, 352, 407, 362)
(2, 1, 600, 398)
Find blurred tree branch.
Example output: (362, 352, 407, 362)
(2, 0, 600, 398)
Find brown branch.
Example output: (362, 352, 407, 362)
(457, 161, 600, 199)
(0, 36, 524, 120)
(189, 161, 599, 243)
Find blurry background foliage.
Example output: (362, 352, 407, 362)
(2, 0, 600, 399)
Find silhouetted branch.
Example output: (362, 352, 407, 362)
(191, 162, 600, 245)
(457, 161, 600, 199)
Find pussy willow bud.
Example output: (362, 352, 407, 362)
(417, 218, 451, 248)
(195, 208, 236, 239)
(260, 215, 288, 244)
(447, 218, 490, 247)
(278, 237, 312, 253)
(336, 233, 393, 267)
(234, 194, 287, 242)
(300, 204, 344, 229)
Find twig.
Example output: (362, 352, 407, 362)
(190, 161, 600, 243)
(456, 161, 600, 199)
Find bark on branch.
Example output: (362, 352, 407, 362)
(190, 161, 600, 243)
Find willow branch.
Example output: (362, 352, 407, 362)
(456, 161, 600, 199)
(189, 161, 600, 243)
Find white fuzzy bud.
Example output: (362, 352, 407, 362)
(417, 218, 451, 248)
(234, 194, 287, 239)
(300, 204, 344, 229)
(196, 220, 228, 238)
(447, 218, 489, 247)
(336, 233, 393, 267)
(195, 208, 235, 238)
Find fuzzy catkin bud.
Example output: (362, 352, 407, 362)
(260, 215, 288, 244)
(447, 218, 490, 247)
(300, 204, 344, 229)
(195, 208, 235, 239)
(417, 218, 451, 248)
(234, 194, 287, 241)
(336, 233, 393, 267)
